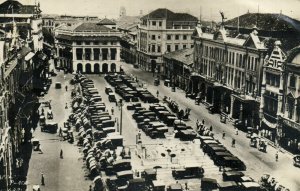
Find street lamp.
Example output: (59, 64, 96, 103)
(118, 99, 123, 135)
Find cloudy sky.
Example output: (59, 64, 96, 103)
(10, 0, 300, 21)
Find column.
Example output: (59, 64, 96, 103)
(108, 48, 111, 60)
(116, 48, 120, 61)
(220, 93, 224, 113)
(99, 49, 102, 61)
(239, 104, 243, 123)
(293, 100, 297, 121)
(82, 48, 86, 61)
(229, 95, 235, 118)
(91, 48, 94, 61)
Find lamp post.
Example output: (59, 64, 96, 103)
(118, 99, 123, 135)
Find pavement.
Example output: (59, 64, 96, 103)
(120, 63, 300, 191)
(26, 61, 92, 191)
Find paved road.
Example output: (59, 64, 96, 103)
(121, 63, 300, 190)
(26, 65, 91, 191)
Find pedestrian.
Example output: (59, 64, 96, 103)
(232, 138, 235, 147)
(235, 128, 239, 135)
(59, 127, 62, 137)
(60, 149, 63, 159)
(64, 75, 66, 80)
(156, 90, 159, 97)
(209, 125, 213, 131)
(202, 119, 205, 125)
(89, 185, 92, 191)
(275, 151, 279, 162)
(65, 103, 68, 109)
(222, 131, 225, 139)
(219, 166, 222, 172)
(41, 173, 45, 185)
(41, 108, 44, 115)
(38, 144, 43, 154)
(185, 182, 188, 190)
(65, 85, 68, 91)
(196, 119, 200, 129)
(111, 107, 114, 115)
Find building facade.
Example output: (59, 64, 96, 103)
(192, 25, 267, 129)
(163, 48, 193, 91)
(0, 0, 43, 189)
(55, 20, 122, 73)
(137, 8, 197, 74)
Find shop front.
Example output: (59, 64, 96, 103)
(279, 117, 300, 154)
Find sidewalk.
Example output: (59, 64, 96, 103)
(26, 70, 91, 191)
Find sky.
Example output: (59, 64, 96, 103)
(9, 0, 300, 21)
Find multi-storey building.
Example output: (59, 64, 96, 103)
(137, 8, 198, 73)
(163, 48, 193, 91)
(259, 41, 286, 142)
(54, 20, 122, 73)
(192, 25, 267, 129)
(0, 0, 43, 188)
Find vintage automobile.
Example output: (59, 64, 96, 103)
(167, 183, 182, 191)
(113, 159, 132, 172)
(41, 122, 58, 133)
(141, 169, 157, 182)
(201, 178, 218, 190)
(238, 182, 262, 191)
(221, 156, 247, 171)
(55, 82, 62, 89)
(125, 178, 146, 191)
(217, 181, 239, 191)
(108, 93, 117, 102)
(222, 171, 244, 181)
(152, 180, 165, 191)
(293, 155, 300, 167)
(172, 165, 204, 179)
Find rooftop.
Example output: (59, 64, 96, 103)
(225, 13, 300, 33)
(98, 18, 116, 25)
(164, 48, 194, 66)
(141, 8, 198, 22)
(57, 22, 117, 32)
(0, 0, 41, 15)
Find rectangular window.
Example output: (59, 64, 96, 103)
(85, 41, 90, 45)
(157, 45, 161, 53)
(151, 35, 155, 40)
(175, 35, 179, 40)
(102, 48, 108, 60)
(110, 48, 116, 60)
(151, 45, 155, 52)
(183, 44, 187, 49)
(191, 44, 194, 48)
(175, 44, 179, 50)
(167, 45, 171, 52)
(76, 41, 82, 45)
(85, 48, 91, 60)
(167, 35, 171, 40)
(93, 49, 100, 60)
(94, 41, 99, 45)
(152, 21, 156, 26)
(76, 48, 82, 60)
(183, 35, 187, 40)
(159, 21, 162, 26)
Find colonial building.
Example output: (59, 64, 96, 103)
(279, 45, 300, 154)
(119, 23, 139, 64)
(192, 25, 267, 129)
(163, 48, 193, 90)
(0, 0, 43, 188)
(137, 8, 198, 73)
(259, 41, 286, 142)
(54, 20, 122, 73)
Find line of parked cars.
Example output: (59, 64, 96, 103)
(105, 74, 159, 103)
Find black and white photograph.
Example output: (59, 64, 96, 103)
(0, 0, 299, 190)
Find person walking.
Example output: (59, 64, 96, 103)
(232, 138, 236, 147)
(156, 90, 159, 97)
(65, 103, 68, 109)
(209, 125, 213, 131)
(185, 182, 188, 190)
(222, 131, 225, 139)
(41, 173, 45, 185)
(89, 185, 93, 191)
(59, 127, 63, 137)
(60, 149, 63, 159)
(235, 128, 239, 135)
(65, 85, 68, 91)
(111, 107, 114, 115)
(275, 151, 279, 162)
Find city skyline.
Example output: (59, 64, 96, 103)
(9, 0, 300, 21)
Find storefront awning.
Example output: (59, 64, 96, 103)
(25, 52, 35, 61)
(262, 118, 277, 129)
(282, 118, 300, 132)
